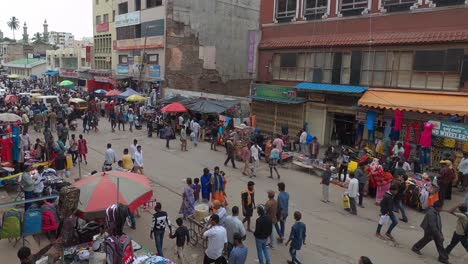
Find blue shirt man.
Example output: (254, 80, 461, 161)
(200, 168, 212, 201)
(228, 233, 248, 264)
(286, 211, 306, 264)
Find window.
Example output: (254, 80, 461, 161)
(413, 49, 463, 72)
(103, 14, 109, 23)
(303, 0, 328, 20)
(113, 10, 116, 22)
(146, 0, 162, 8)
(433, 0, 465, 7)
(276, 0, 297, 22)
(119, 55, 128, 64)
(339, 0, 367, 16)
(54, 58, 60, 67)
(81, 58, 86, 67)
(147, 54, 159, 64)
(135, 0, 141, 10)
(272, 52, 333, 82)
(118, 2, 128, 14)
(382, 0, 416, 12)
(96, 15, 101, 25)
(116, 25, 141, 40)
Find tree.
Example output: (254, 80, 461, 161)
(7, 16, 20, 40)
(32, 32, 43, 43)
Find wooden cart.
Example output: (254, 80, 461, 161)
(186, 215, 208, 248)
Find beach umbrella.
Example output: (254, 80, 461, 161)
(73, 171, 153, 220)
(105, 89, 122, 97)
(5, 95, 18, 104)
(59, 80, 74, 86)
(161, 102, 187, 113)
(7, 74, 19, 79)
(0, 113, 22, 123)
(126, 94, 147, 102)
(94, 89, 107, 94)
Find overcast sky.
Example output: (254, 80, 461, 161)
(0, 0, 93, 40)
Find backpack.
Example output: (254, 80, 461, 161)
(23, 206, 42, 236)
(105, 234, 134, 264)
(105, 204, 129, 236)
(58, 185, 80, 218)
(41, 203, 59, 232)
(1, 209, 22, 239)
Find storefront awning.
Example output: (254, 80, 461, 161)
(358, 88, 468, 116)
(295, 82, 367, 93)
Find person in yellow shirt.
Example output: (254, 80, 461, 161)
(122, 148, 133, 171)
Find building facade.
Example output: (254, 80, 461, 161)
(255, 0, 468, 146)
(3, 58, 47, 78)
(46, 47, 93, 86)
(48, 31, 75, 48)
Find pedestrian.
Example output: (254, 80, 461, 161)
(338, 149, 350, 182)
(458, 152, 468, 192)
(192, 119, 200, 146)
(321, 162, 332, 203)
(117, 110, 125, 131)
(224, 139, 236, 168)
(68, 134, 78, 166)
(180, 125, 188, 151)
(272, 135, 284, 164)
(394, 175, 409, 223)
(242, 181, 256, 232)
(444, 204, 468, 254)
(128, 110, 134, 132)
(228, 232, 248, 264)
(122, 148, 133, 171)
(358, 256, 373, 264)
(285, 211, 307, 264)
(192, 178, 201, 202)
(225, 206, 246, 256)
(265, 190, 278, 249)
(376, 185, 399, 241)
(438, 160, 455, 206)
(347, 173, 359, 215)
(276, 182, 289, 243)
(104, 143, 116, 171)
(150, 202, 172, 257)
(201, 168, 212, 201)
(254, 205, 272, 264)
(17, 243, 56, 264)
(169, 218, 190, 264)
(241, 143, 251, 176)
(20, 165, 35, 210)
(202, 214, 228, 264)
(412, 201, 449, 264)
(179, 178, 195, 219)
(213, 200, 227, 226)
(355, 162, 368, 208)
(210, 124, 219, 151)
(250, 142, 262, 178)
(269, 144, 281, 179)
(130, 139, 138, 163)
(110, 111, 116, 132)
(211, 166, 225, 205)
(82, 112, 89, 134)
(78, 134, 88, 164)
(164, 123, 173, 149)
(299, 130, 307, 155)
(32, 166, 44, 198)
(309, 137, 320, 159)
(134, 145, 144, 175)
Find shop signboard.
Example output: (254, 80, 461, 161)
(252, 84, 303, 103)
(115, 11, 140, 28)
(148, 65, 161, 78)
(60, 69, 78, 78)
(430, 120, 468, 142)
(114, 36, 164, 50)
(96, 22, 109, 32)
(117, 64, 129, 75)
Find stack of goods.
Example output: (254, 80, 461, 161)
(403, 174, 439, 211)
(194, 203, 209, 222)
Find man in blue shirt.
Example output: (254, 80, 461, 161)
(200, 168, 212, 201)
(276, 182, 289, 242)
(285, 211, 306, 264)
(228, 233, 248, 264)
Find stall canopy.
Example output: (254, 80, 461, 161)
(43, 70, 59, 76)
(186, 100, 241, 114)
(295, 82, 368, 94)
(358, 88, 468, 116)
(118, 88, 141, 99)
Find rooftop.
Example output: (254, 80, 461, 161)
(3, 58, 46, 68)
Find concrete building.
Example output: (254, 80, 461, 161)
(46, 46, 93, 86)
(90, 0, 117, 91)
(3, 58, 46, 78)
(253, 0, 468, 145)
(48, 31, 75, 48)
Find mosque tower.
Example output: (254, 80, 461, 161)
(43, 19, 49, 43)
(22, 22, 29, 44)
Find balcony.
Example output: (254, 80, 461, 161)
(432, 0, 465, 6)
(382, 0, 417, 12)
(340, 0, 368, 16)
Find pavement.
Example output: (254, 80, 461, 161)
(0, 120, 467, 264)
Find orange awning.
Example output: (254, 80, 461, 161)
(358, 88, 468, 116)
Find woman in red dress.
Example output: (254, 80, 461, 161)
(78, 134, 88, 164)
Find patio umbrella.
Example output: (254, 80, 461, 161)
(118, 88, 141, 99)
(126, 94, 147, 102)
(4, 95, 18, 104)
(161, 102, 187, 113)
(7, 74, 19, 79)
(105, 89, 121, 97)
(59, 80, 74, 86)
(0, 113, 22, 123)
(73, 171, 153, 220)
(94, 89, 107, 94)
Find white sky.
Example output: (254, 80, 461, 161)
(0, 0, 93, 40)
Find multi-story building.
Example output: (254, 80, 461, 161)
(90, 0, 117, 91)
(3, 58, 47, 78)
(48, 31, 75, 48)
(46, 46, 93, 86)
(254, 0, 468, 147)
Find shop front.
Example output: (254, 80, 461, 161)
(358, 88, 468, 171)
(88, 71, 115, 92)
(59, 69, 88, 87)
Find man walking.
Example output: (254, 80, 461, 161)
(285, 211, 307, 264)
(228, 233, 248, 264)
(250, 142, 262, 178)
(134, 145, 144, 175)
(242, 181, 256, 232)
(265, 191, 278, 249)
(347, 173, 359, 215)
(458, 152, 468, 191)
(355, 162, 368, 208)
(254, 206, 272, 264)
(225, 206, 246, 256)
(376, 185, 399, 241)
(224, 139, 237, 168)
(150, 202, 172, 257)
(321, 163, 332, 203)
(276, 182, 289, 243)
(203, 214, 227, 264)
(394, 175, 409, 223)
(412, 201, 449, 264)
(444, 204, 468, 254)
(130, 139, 138, 163)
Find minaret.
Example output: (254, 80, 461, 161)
(22, 22, 29, 44)
(43, 19, 49, 43)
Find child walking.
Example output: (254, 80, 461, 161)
(169, 218, 190, 264)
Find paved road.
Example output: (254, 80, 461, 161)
(1, 120, 466, 263)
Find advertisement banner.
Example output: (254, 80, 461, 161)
(148, 65, 161, 78)
(114, 36, 164, 50)
(60, 69, 78, 78)
(247, 30, 257, 73)
(430, 120, 468, 142)
(96, 22, 109, 32)
(117, 64, 129, 75)
(115, 11, 140, 28)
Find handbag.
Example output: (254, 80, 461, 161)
(342, 194, 350, 210)
(378, 214, 390, 225)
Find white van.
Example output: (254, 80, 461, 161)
(33, 95, 61, 109)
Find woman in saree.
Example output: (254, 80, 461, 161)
(179, 177, 195, 219)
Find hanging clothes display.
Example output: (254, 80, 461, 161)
(384, 118, 393, 138)
(0, 136, 13, 162)
(419, 122, 434, 148)
(393, 110, 403, 131)
(366, 111, 377, 144)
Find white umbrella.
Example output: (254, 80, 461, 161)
(0, 113, 22, 123)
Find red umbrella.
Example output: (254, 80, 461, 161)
(161, 102, 187, 113)
(5, 95, 18, 104)
(73, 171, 153, 219)
(105, 89, 121, 97)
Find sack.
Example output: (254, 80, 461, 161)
(378, 214, 390, 225)
(41, 203, 59, 232)
(105, 234, 135, 264)
(1, 209, 22, 239)
(61, 215, 80, 247)
(342, 195, 350, 210)
(58, 185, 80, 218)
(66, 155, 73, 169)
(23, 206, 42, 236)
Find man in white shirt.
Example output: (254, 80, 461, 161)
(192, 120, 200, 146)
(203, 214, 227, 263)
(224, 206, 246, 255)
(32, 166, 45, 197)
(347, 173, 359, 215)
(250, 143, 262, 178)
(458, 153, 468, 191)
(130, 139, 138, 163)
(134, 145, 144, 175)
(299, 130, 307, 155)
(104, 143, 116, 166)
(395, 160, 412, 172)
(178, 115, 184, 126)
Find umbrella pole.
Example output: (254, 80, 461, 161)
(117, 177, 120, 204)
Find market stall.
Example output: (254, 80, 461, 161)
(232, 125, 254, 160)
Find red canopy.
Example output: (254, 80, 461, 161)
(5, 95, 18, 104)
(73, 171, 153, 219)
(161, 102, 187, 113)
(105, 89, 122, 97)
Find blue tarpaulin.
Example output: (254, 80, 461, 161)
(118, 88, 141, 99)
(43, 70, 59, 76)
